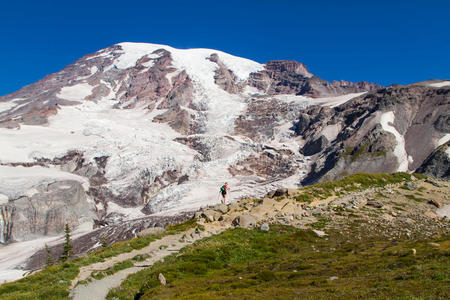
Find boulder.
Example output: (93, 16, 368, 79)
(214, 204, 228, 214)
(428, 199, 443, 208)
(267, 188, 290, 198)
(312, 229, 327, 237)
(327, 276, 339, 281)
(366, 200, 383, 208)
(136, 227, 165, 237)
(158, 273, 166, 285)
(274, 188, 289, 197)
(260, 223, 270, 231)
(404, 182, 418, 190)
(228, 202, 241, 213)
(232, 214, 256, 228)
(202, 209, 221, 222)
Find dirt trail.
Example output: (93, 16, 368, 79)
(70, 224, 226, 300)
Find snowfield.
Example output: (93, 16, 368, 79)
(380, 111, 409, 172)
(429, 81, 450, 87)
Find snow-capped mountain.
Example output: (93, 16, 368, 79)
(0, 42, 448, 282)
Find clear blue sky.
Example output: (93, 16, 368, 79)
(1, 0, 449, 96)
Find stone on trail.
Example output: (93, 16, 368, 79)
(366, 200, 383, 208)
(232, 214, 256, 228)
(327, 276, 339, 281)
(260, 222, 270, 231)
(228, 202, 241, 213)
(202, 209, 221, 222)
(214, 203, 228, 214)
(312, 229, 327, 237)
(136, 227, 165, 237)
(158, 273, 166, 285)
(428, 199, 443, 208)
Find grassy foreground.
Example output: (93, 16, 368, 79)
(108, 225, 449, 300)
(0, 219, 198, 300)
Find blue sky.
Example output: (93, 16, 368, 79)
(1, 0, 449, 96)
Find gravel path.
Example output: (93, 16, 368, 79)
(70, 225, 225, 300)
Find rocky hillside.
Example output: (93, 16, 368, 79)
(0, 42, 448, 283)
(0, 173, 448, 299)
(296, 82, 450, 185)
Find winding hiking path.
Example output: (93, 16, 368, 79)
(70, 224, 226, 300)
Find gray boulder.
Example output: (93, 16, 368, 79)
(201, 209, 221, 222)
(214, 204, 228, 214)
(260, 223, 270, 231)
(158, 273, 166, 285)
(232, 214, 256, 228)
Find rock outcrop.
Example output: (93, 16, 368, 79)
(248, 60, 382, 98)
(297, 84, 450, 185)
(416, 141, 450, 180)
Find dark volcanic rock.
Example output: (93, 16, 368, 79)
(416, 141, 450, 180)
(294, 113, 311, 136)
(302, 135, 329, 156)
(248, 60, 381, 98)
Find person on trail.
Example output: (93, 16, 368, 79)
(219, 182, 230, 204)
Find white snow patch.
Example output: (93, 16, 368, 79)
(90, 65, 98, 74)
(438, 134, 450, 146)
(57, 83, 94, 101)
(380, 111, 409, 172)
(317, 92, 366, 107)
(429, 81, 450, 87)
(0, 101, 16, 113)
(273, 92, 365, 109)
(321, 124, 341, 142)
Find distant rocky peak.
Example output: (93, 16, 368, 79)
(265, 60, 313, 78)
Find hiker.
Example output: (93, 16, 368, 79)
(219, 182, 230, 204)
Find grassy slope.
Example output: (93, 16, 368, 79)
(108, 225, 449, 300)
(106, 173, 449, 300)
(0, 173, 446, 299)
(0, 219, 198, 300)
